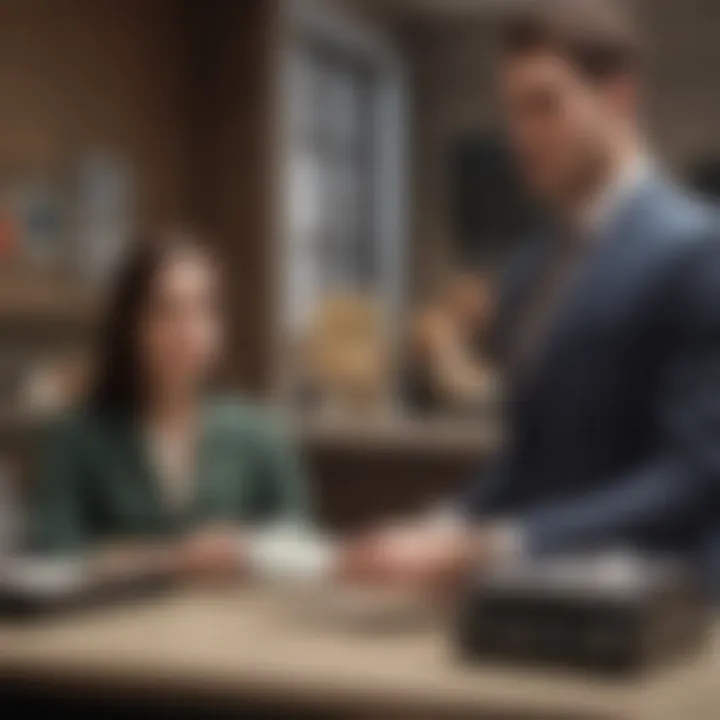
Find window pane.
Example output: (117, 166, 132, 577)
(286, 42, 380, 335)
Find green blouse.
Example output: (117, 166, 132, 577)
(31, 401, 310, 554)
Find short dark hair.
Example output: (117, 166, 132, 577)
(90, 230, 216, 416)
(500, 0, 641, 81)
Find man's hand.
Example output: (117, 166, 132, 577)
(338, 520, 490, 594)
(92, 543, 177, 583)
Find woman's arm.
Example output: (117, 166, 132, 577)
(30, 415, 90, 555)
(30, 415, 183, 584)
(251, 411, 312, 525)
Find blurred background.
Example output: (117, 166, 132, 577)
(1, 0, 720, 532)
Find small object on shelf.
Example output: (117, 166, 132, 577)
(296, 292, 391, 416)
(15, 180, 64, 270)
(73, 151, 134, 285)
(18, 353, 92, 413)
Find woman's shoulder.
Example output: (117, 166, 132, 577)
(40, 407, 92, 438)
(39, 406, 131, 447)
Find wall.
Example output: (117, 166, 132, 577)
(184, 0, 281, 393)
(642, 0, 720, 168)
(401, 18, 498, 298)
(0, 0, 190, 227)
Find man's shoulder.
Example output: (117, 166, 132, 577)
(639, 184, 720, 314)
(640, 180, 718, 248)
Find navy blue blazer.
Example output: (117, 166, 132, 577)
(460, 177, 720, 574)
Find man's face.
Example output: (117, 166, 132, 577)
(500, 51, 630, 204)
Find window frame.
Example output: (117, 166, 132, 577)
(273, 0, 409, 410)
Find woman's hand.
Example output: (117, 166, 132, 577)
(91, 541, 181, 584)
(178, 525, 245, 583)
(92, 528, 245, 586)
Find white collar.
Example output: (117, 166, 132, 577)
(575, 153, 651, 238)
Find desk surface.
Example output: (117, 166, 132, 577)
(0, 588, 717, 720)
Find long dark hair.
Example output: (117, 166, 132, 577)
(90, 231, 213, 417)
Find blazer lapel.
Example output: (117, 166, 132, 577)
(525, 176, 665, 388)
(192, 405, 242, 523)
(117, 418, 175, 534)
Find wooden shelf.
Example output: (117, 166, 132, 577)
(0, 273, 100, 329)
(0, 406, 503, 457)
(291, 412, 502, 456)
(0, 407, 50, 436)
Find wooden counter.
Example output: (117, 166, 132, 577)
(293, 414, 502, 456)
(0, 588, 717, 719)
(295, 415, 501, 531)
(1, 411, 500, 533)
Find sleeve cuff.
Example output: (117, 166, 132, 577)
(427, 504, 526, 566)
(245, 524, 335, 583)
(487, 522, 526, 565)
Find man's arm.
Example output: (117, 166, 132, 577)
(515, 232, 720, 555)
(338, 233, 720, 590)
(451, 239, 547, 517)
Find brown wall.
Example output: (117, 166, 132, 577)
(0, 0, 190, 226)
(185, 0, 281, 393)
(0, 0, 282, 394)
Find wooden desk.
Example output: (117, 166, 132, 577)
(0, 588, 717, 719)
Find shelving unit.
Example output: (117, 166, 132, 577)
(0, 407, 49, 436)
(0, 271, 101, 448)
(0, 272, 100, 330)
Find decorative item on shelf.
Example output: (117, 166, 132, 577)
(0, 163, 64, 272)
(73, 150, 134, 286)
(17, 352, 92, 415)
(297, 292, 391, 416)
(13, 178, 65, 271)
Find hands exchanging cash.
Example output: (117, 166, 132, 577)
(89, 526, 244, 587)
(178, 526, 244, 582)
(87, 519, 502, 599)
(337, 520, 496, 594)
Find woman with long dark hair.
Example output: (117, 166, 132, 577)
(31, 232, 309, 578)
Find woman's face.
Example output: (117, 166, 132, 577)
(139, 251, 222, 400)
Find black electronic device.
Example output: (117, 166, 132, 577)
(455, 552, 711, 676)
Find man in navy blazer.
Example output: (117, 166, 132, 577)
(342, 0, 720, 591)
